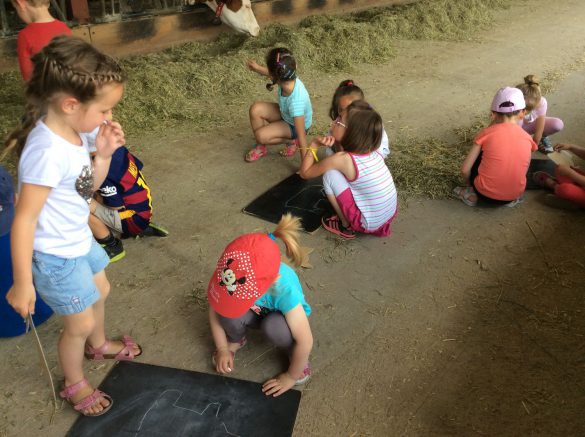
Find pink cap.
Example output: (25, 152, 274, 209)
(207, 233, 281, 318)
(491, 87, 526, 113)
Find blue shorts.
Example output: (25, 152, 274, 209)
(32, 239, 109, 316)
(288, 123, 309, 140)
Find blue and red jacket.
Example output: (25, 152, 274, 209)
(98, 147, 153, 237)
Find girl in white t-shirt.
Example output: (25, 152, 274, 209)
(4, 36, 141, 417)
(516, 74, 564, 153)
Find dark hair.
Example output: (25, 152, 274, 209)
(329, 79, 364, 120)
(494, 110, 521, 117)
(2, 35, 125, 159)
(265, 47, 297, 91)
(340, 100, 383, 154)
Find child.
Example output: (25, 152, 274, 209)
(245, 47, 312, 162)
(89, 142, 168, 263)
(516, 75, 564, 154)
(454, 87, 537, 207)
(4, 36, 141, 417)
(533, 143, 585, 209)
(299, 100, 398, 239)
(327, 79, 390, 159)
(11, 0, 71, 81)
(208, 214, 313, 397)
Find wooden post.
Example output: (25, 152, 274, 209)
(71, 0, 90, 25)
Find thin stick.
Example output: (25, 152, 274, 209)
(243, 346, 274, 368)
(27, 314, 59, 424)
(525, 221, 558, 277)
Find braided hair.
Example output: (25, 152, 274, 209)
(265, 47, 297, 91)
(2, 35, 125, 160)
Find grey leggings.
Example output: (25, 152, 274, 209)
(218, 310, 294, 350)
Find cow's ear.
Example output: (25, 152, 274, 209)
(219, 280, 225, 286)
(237, 277, 246, 284)
(226, 258, 234, 266)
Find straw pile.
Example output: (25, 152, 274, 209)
(0, 0, 511, 197)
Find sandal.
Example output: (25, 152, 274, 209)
(245, 144, 268, 162)
(84, 335, 142, 361)
(532, 171, 556, 189)
(321, 215, 356, 239)
(294, 362, 312, 386)
(60, 378, 113, 417)
(279, 140, 298, 157)
(452, 186, 478, 207)
(211, 337, 247, 367)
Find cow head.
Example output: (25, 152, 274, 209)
(204, 1, 260, 37)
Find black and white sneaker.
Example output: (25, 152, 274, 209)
(102, 238, 126, 263)
(140, 222, 169, 237)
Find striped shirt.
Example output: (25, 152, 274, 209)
(349, 151, 397, 232)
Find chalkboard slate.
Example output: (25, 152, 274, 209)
(526, 158, 557, 190)
(243, 174, 333, 233)
(68, 361, 301, 437)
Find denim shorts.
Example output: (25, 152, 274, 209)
(288, 123, 309, 140)
(32, 239, 109, 316)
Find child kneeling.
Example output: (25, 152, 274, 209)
(207, 214, 313, 397)
(455, 87, 537, 207)
(299, 100, 397, 239)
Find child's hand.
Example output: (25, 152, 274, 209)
(554, 143, 573, 153)
(6, 283, 36, 318)
(318, 135, 336, 148)
(246, 60, 261, 72)
(94, 121, 125, 159)
(261, 372, 296, 397)
(214, 348, 234, 374)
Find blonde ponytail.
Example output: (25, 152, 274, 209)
(516, 74, 542, 112)
(272, 213, 311, 269)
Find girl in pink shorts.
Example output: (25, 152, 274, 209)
(299, 100, 397, 239)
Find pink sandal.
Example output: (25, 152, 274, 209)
(84, 335, 142, 361)
(245, 144, 268, 162)
(321, 215, 356, 239)
(60, 378, 113, 416)
(280, 140, 299, 157)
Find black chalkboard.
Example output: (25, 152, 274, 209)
(68, 362, 301, 437)
(526, 158, 557, 190)
(243, 174, 333, 233)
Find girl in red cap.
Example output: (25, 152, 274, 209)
(207, 214, 313, 397)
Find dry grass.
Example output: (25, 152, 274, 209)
(0, 0, 516, 197)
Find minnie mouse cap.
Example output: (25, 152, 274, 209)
(207, 233, 281, 318)
(491, 87, 526, 113)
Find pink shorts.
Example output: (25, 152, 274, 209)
(336, 188, 397, 237)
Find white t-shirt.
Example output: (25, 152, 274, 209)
(522, 96, 548, 125)
(19, 121, 94, 258)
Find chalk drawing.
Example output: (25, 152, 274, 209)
(284, 186, 328, 214)
(133, 389, 240, 436)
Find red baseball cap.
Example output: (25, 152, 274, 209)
(207, 233, 281, 318)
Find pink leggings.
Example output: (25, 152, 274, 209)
(521, 117, 564, 137)
(554, 167, 585, 208)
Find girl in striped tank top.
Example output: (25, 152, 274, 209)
(299, 101, 397, 239)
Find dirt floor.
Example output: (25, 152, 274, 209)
(2, 0, 585, 435)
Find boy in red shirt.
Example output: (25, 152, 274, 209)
(11, 0, 71, 81)
(454, 87, 537, 207)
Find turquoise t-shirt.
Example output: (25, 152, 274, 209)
(278, 78, 313, 131)
(253, 262, 311, 316)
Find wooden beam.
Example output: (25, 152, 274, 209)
(0, 0, 419, 73)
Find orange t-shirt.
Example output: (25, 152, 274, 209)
(17, 20, 72, 81)
(474, 123, 537, 201)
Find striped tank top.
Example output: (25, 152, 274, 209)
(348, 151, 397, 232)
